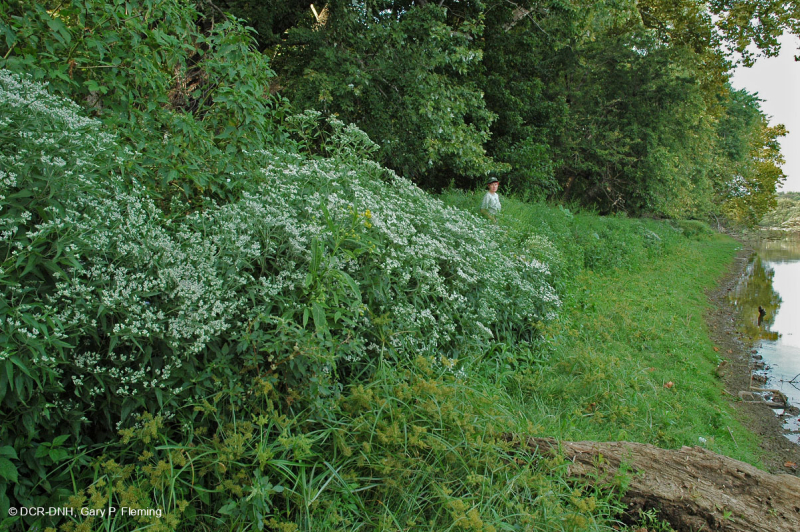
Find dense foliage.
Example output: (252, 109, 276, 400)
(0, 0, 290, 208)
(0, 0, 792, 530)
(251, 0, 790, 218)
(0, 65, 564, 527)
(1, 0, 791, 216)
(715, 90, 787, 225)
(277, 3, 502, 185)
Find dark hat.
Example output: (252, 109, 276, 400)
(485, 177, 499, 186)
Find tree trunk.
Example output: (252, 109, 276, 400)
(521, 437, 800, 532)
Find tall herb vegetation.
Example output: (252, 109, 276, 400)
(0, 0, 785, 530)
(0, 46, 562, 532)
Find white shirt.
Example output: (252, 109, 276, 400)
(481, 192, 501, 215)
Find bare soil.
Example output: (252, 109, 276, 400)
(525, 437, 800, 532)
(706, 243, 800, 476)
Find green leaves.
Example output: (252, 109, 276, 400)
(0, 446, 18, 484)
(0, 0, 291, 208)
(34, 435, 70, 465)
(311, 302, 327, 332)
(278, 4, 501, 187)
(708, 0, 800, 65)
(711, 88, 786, 225)
(265, 0, 793, 216)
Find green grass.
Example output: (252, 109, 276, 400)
(444, 189, 760, 461)
(328, 228, 766, 531)
(521, 235, 760, 461)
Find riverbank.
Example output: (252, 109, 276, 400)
(707, 240, 800, 475)
(10, 181, 796, 530)
(440, 193, 776, 465)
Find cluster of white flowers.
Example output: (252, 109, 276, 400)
(249, 151, 560, 358)
(1, 70, 561, 431)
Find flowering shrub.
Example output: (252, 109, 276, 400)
(0, 70, 559, 521)
(0, 69, 125, 512)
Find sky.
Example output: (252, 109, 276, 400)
(730, 33, 800, 192)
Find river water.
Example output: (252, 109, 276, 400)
(729, 235, 800, 443)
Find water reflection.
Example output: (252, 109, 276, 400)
(730, 235, 800, 443)
(754, 234, 800, 263)
(729, 255, 781, 342)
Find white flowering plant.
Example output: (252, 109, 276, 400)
(0, 69, 123, 513)
(0, 70, 560, 522)
(0, 2, 687, 530)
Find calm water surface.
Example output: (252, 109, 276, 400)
(729, 235, 800, 443)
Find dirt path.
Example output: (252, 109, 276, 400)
(706, 243, 800, 476)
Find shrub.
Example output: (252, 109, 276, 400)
(0, 0, 291, 208)
(0, 71, 560, 524)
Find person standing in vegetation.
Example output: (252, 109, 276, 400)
(481, 177, 501, 223)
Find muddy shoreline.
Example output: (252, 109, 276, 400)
(707, 241, 800, 475)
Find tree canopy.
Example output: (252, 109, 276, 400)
(206, 0, 793, 219)
(6, 0, 786, 218)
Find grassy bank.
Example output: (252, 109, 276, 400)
(525, 231, 759, 457)
(444, 192, 762, 461)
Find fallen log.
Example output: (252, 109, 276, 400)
(523, 437, 800, 532)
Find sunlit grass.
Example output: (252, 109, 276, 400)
(525, 237, 761, 462)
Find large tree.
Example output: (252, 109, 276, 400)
(715, 89, 787, 225)
(274, 0, 503, 189)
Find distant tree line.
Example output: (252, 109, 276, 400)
(759, 192, 800, 228)
(209, 0, 795, 222)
